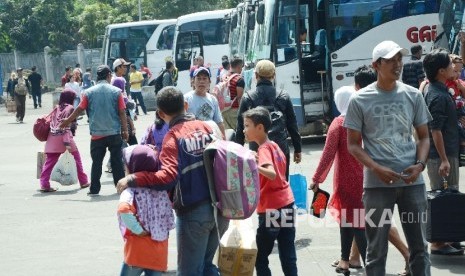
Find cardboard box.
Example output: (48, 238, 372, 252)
(218, 246, 257, 276)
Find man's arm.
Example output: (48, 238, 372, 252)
(217, 122, 226, 139)
(431, 129, 450, 177)
(347, 128, 400, 184)
(119, 108, 129, 141)
(61, 106, 85, 128)
(235, 95, 249, 145)
(283, 96, 302, 158)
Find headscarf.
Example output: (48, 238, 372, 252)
(50, 89, 76, 133)
(112, 77, 126, 93)
(119, 145, 175, 241)
(334, 85, 355, 116)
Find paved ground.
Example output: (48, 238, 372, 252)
(1, 93, 464, 275)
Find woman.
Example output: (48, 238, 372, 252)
(6, 71, 17, 99)
(39, 89, 89, 192)
(310, 86, 366, 275)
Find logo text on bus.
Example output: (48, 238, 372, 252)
(406, 25, 436, 43)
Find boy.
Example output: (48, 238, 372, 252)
(117, 87, 229, 275)
(242, 106, 297, 276)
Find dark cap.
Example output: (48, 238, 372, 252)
(97, 65, 112, 78)
(16, 68, 23, 72)
(193, 67, 211, 78)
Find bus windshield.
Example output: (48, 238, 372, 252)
(108, 25, 158, 63)
(179, 19, 229, 46)
(327, 0, 440, 51)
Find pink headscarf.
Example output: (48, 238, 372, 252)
(50, 89, 76, 133)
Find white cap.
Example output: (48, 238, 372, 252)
(112, 58, 131, 70)
(372, 41, 409, 62)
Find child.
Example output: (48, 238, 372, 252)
(118, 144, 175, 276)
(39, 89, 89, 192)
(116, 87, 229, 275)
(140, 111, 169, 151)
(242, 106, 297, 276)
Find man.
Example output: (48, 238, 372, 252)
(61, 65, 128, 196)
(236, 60, 302, 180)
(184, 67, 225, 138)
(344, 40, 431, 276)
(112, 58, 131, 97)
(82, 67, 93, 90)
(116, 87, 229, 275)
(28, 66, 43, 109)
(402, 44, 425, 89)
(162, 61, 174, 88)
(423, 48, 463, 255)
(221, 56, 244, 130)
(13, 68, 30, 123)
(216, 55, 229, 84)
(61, 66, 72, 87)
(129, 64, 147, 115)
(140, 62, 152, 86)
(189, 56, 210, 88)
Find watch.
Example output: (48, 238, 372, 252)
(415, 160, 426, 171)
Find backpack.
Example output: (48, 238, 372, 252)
(246, 91, 287, 143)
(33, 108, 56, 142)
(211, 73, 239, 111)
(15, 78, 28, 95)
(153, 70, 167, 93)
(203, 140, 260, 219)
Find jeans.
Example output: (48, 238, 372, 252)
(40, 150, 88, 189)
(15, 94, 26, 121)
(120, 263, 162, 276)
(131, 92, 147, 115)
(176, 201, 229, 276)
(255, 203, 298, 276)
(32, 91, 41, 107)
(90, 134, 124, 194)
(363, 185, 430, 276)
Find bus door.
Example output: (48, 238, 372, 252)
(174, 31, 204, 92)
(298, 0, 331, 123)
(108, 38, 147, 69)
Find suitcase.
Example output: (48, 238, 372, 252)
(426, 188, 465, 242)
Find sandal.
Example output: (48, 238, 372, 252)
(335, 266, 350, 276)
(80, 183, 90, 189)
(39, 187, 58, 193)
(332, 260, 362, 269)
(397, 263, 411, 276)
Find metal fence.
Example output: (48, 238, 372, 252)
(0, 45, 102, 89)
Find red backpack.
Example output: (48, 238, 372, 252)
(33, 108, 56, 142)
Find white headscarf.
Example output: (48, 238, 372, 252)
(334, 85, 356, 116)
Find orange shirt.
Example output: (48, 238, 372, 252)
(257, 141, 294, 213)
(118, 203, 168, 271)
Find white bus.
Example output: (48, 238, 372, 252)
(101, 19, 176, 78)
(173, 9, 233, 92)
(231, 0, 463, 134)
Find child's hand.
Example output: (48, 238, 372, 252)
(253, 151, 258, 163)
(309, 183, 319, 192)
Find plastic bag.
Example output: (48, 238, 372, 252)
(51, 150, 78, 185)
(289, 170, 308, 213)
(218, 219, 257, 276)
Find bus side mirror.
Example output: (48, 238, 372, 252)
(256, 4, 265, 24)
(248, 12, 256, 30)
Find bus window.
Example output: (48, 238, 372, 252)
(157, 25, 175, 50)
(176, 32, 202, 71)
(276, 0, 297, 64)
(327, 0, 440, 51)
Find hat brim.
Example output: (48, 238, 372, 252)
(381, 48, 409, 60)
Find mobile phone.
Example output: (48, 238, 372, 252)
(400, 172, 410, 178)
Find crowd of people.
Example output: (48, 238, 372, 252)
(5, 35, 463, 275)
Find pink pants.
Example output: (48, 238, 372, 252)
(40, 150, 89, 189)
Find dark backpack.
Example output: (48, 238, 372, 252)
(246, 91, 287, 143)
(153, 70, 167, 93)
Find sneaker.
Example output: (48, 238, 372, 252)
(19, 120, 24, 124)
(87, 191, 99, 197)
(39, 104, 42, 108)
(16, 117, 19, 122)
(34, 106, 37, 109)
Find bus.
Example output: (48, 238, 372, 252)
(101, 19, 176, 79)
(173, 9, 233, 92)
(230, 0, 464, 135)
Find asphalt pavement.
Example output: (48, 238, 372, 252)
(0, 93, 464, 275)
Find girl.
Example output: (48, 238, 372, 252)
(39, 89, 89, 192)
(118, 145, 175, 276)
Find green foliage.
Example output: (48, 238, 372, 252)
(0, 0, 241, 53)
